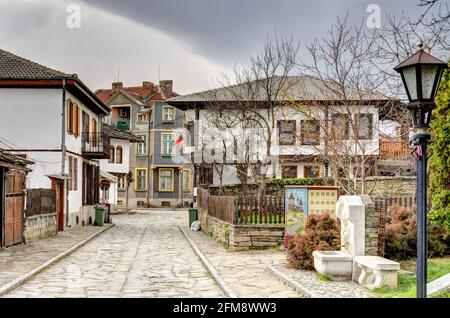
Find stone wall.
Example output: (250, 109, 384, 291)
(360, 195, 379, 256)
(198, 208, 285, 251)
(24, 213, 57, 244)
(208, 176, 416, 198)
(362, 176, 416, 197)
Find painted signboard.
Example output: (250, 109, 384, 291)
(285, 186, 340, 239)
(307, 188, 339, 217)
(285, 187, 308, 236)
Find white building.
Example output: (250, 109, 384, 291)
(168, 76, 392, 186)
(0, 48, 110, 230)
(99, 123, 140, 211)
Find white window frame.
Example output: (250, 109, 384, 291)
(161, 133, 174, 156)
(162, 106, 175, 122)
(136, 134, 148, 156)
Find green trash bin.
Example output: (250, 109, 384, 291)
(188, 208, 198, 227)
(95, 205, 105, 226)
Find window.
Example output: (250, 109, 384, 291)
(135, 169, 147, 191)
(304, 165, 320, 178)
(136, 134, 147, 156)
(356, 114, 373, 140)
(282, 165, 298, 179)
(301, 120, 320, 145)
(116, 146, 123, 164)
(162, 106, 175, 122)
(183, 169, 191, 191)
(159, 168, 174, 191)
(118, 177, 125, 190)
(68, 156, 78, 190)
(278, 120, 296, 145)
(161, 133, 174, 156)
(137, 112, 148, 123)
(109, 146, 115, 163)
(332, 114, 350, 139)
(66, 100, 80, 136)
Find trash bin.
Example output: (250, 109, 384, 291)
(95, 205, 105, 226)
(188, 208, 198, 227)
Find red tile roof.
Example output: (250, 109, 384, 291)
(96, 83, 179, 107)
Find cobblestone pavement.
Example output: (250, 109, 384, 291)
(0, 225, 107, 288)
(3, 211, 223, 298)
(271, 265, 377, 298)
(184, 227, 303, 298)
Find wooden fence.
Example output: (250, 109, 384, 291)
(197, 187, 209, 211)
(208, 195, 237, 224)
(198, 187, 285, 225)
(25, 189, 56, 217)
(374, 196, 415, 256)
(236, 195, 285, 225)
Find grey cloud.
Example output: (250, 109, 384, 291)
(79, 0, 422, 66)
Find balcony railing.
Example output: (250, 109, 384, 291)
(116, 121, 130, 131)
(82, 132, 110, 159)
(379, 140, 409, 160)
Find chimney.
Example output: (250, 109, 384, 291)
(112, 82, 123, 90)
(142, 81, 154, 91)
(159, 80, 173, 93)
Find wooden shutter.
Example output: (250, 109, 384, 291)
(68, 156, 73, 191)
(67, 100, 73, 134)
(74, 105, 80, 137)
(73, 157, 78, 190)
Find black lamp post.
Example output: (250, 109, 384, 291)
(394, 45, 448, 298)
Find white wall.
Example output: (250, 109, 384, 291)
(64, 91, 102, 218)
(197, 104, 380, 185)
(0, 88, 63, 187)
(99, 138, 130, 174)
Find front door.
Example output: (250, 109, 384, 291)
(52, 179, 65, 231)
(4, 170, 25, 247)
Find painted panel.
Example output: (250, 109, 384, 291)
(285, 187, 308, 236)
(307, 188, 339, 217)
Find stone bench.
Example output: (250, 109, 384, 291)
(355, 256, 400, 289)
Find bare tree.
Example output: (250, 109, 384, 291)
(199, 33, 300, 196)
(287, 15, 401, 194)
(417, 0, 450, 27)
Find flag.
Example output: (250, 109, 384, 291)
(175, 135, 184, 146)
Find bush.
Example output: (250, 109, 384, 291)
(286, 213, 340, 270)
(384, 204, 450, 261)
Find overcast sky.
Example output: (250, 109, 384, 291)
(0, 0, 429, 94)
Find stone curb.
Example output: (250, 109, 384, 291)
(267, 265, 321, 298)
(178, 224, 238, 298)
(0, 223, 115, 297)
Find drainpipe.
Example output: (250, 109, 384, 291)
(61, 78, 69, 228)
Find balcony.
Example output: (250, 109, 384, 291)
(379, 140, 409, 160)
(116, 121, 130, 131)
(82, 132, 110, 159)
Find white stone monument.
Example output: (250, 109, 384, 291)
(336, 195, 366, 281)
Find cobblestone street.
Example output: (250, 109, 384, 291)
(2, 211, 223, 298)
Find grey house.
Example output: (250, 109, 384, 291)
(96, 80, 193, 208)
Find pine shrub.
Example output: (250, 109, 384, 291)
(286, 213, 340, 270)
(384, 204, 450, 260)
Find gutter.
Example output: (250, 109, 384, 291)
(61, 78, 70, 229)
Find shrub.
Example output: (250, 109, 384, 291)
(384, 204, 450, 261)
(286, 213, 340, 270)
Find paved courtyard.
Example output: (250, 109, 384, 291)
(2, 211, 223, 298)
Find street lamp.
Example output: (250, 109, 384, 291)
(394, 45, 448, 298)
